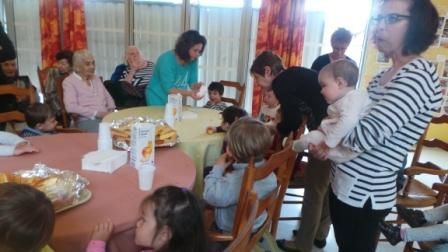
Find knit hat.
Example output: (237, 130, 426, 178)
(0, 22, 17, 63)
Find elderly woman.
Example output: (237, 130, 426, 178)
(146, 30, 206, 105)
(311, 27, 354, 73)
(63, 49, 115, 132)
(106, 46, 153, 108)
(307, 0, 443, 251)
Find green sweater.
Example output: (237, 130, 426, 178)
(146, 50, 198, 105)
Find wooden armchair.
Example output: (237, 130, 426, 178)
(37, 66, 51, 97)
(219, 81, 245, 107)
(390, 115, 448, 249)
(54, 75, 78, 128)
(204, 143, 297, 249)
(0, 84, 35, 131)
(224, 191, 259, 252)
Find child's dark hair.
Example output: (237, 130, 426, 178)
(140, 186, 206, 252)
(174, 30, 207, 62)
(25, 103, 55, 128)
(0, 183, 55, 252)
(222, 106, 248, 125)
(207, 82, 224, 96)
(55, 50, 73, 67)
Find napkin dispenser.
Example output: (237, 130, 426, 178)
(82, 150, 128, 173)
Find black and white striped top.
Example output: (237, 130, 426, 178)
(331, 58, 443, 210)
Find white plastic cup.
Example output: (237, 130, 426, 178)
(98, 122, 112, 150)
(164, 103, 175, 127)
(138, 165, 155, 191)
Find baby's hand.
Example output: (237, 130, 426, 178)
(14, 142, 39, 156)
(91, 220, 114, 241)
(206, 126, 216, 135)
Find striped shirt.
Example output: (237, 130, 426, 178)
(203, 101, 227, 112)
(331, 58, 443, 210)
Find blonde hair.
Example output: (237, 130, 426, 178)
(320, 59, 359, 87)
(226, 117, 271, 162)
(72, 49, 93, 73)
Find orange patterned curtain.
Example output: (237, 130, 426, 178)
(39, 0, 61, 69)
(62, 0, 87, 50)
(252, 0, 306, 116)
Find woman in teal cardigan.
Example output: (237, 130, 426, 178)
(146, 30, 207, 105)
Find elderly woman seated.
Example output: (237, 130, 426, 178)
(106, 46, 153, 108)
(63, 49, 115, 132)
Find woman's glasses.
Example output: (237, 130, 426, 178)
(372, 13, 410, 25)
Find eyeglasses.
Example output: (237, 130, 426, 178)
(372, 13, 410, 25)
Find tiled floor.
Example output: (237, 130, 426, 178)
(275, 147, 448, 252)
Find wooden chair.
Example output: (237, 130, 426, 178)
(37, 66, 51, 96)
(219, 80, 245, 107)
(224, 191, 259, 252)
(204, 143, 297, 248)
(54, 75, 78, 128)
(0, 84, 34, 131)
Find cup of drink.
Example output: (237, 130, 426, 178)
(138, 165, 155, 191)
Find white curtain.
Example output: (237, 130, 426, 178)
(13, 0, 41, 91)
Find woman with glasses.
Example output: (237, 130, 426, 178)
(310, 0, 442, 251)
(146, 30, 206, 105)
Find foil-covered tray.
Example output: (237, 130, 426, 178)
(110, 117, 179, 151)
(0, 163, 90, 213)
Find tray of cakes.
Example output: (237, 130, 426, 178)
(110, 117, 178, 151)
(0, 163, 91, 213)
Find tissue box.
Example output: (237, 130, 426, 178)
(82, 150, 128, 173)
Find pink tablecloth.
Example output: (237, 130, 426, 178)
(0, 133, 196, 252)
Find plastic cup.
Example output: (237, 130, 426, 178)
(98, 122, 112, 150)
(138, 165, 155, 191)
(164, 103, 175, 127)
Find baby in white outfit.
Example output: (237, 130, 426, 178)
(292, 60, 371, 163)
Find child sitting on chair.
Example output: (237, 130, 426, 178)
(87, 186, 206, 252)
(379, 204, 448, 251)
(20, 103, 58, 137)
(258, 89, 280, 125)
(292, 60, 371, 163)
(0, 183, 55, 252)
(0, 131, 38, 156)
(203, 117, 277, 232)
(206, 105, 247, 134)
(203, 82, 227, 112)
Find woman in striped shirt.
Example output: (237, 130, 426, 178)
(311, 0, 443, 251)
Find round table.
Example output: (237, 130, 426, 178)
(0, 133, 196, 252)
(103, 106, 225, 194)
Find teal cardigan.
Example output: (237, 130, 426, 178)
(146, 50, 198, 105)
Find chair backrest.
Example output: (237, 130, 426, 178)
(54, 75, 71, 128)
(0, 84, 34, 124)
(219, 80, 245, 107)
(37, 66, 51, 95)
(224, 191, 259, 252)
(232, 145, 297, 248)
(403, 114, 448, 196)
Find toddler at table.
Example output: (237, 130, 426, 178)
(292, 59, 371, 163)
(0, 183, 55, 252)
(206, 105, 247, 134)
(203, 81, 227, 112)
(0, 131, 38, 156)
(87, 186, 207, 252)
(258, 89, 280, 125)
(19, 103, 58, 137)
(203, 117, 277, 233)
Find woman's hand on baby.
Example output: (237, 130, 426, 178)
(14, 142, 39, 156)
(91, 219, 114, 242)
(309, 142, 329, 160)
